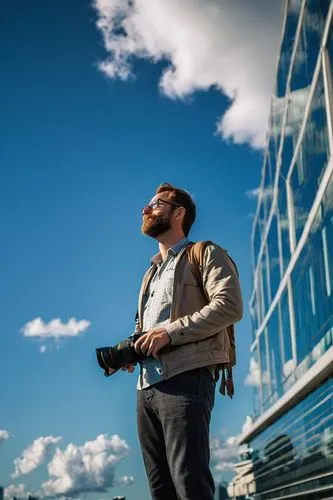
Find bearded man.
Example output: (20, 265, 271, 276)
(123, 182, 243, 500)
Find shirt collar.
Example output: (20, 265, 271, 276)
(151, 237, 189, 265)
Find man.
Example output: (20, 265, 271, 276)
(124, 182, 243, 500)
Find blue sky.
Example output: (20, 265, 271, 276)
(0, 1, 284, 498)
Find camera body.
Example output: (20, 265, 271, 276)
(96, 333, 145, 377)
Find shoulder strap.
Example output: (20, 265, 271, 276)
(186, 241, 211, 300)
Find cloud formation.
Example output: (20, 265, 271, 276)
(93, 0, 284, 148)
(244, 357, 261, 387)
(41, 434, 133, 497)
(210, 417, 252, 473)
(0, 429, 10, 444)
(12, 435, 62, 478)
(4, 484, 31, 500)
(21, 317, 91, 340)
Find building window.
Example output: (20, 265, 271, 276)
(267, 212, 281, 300)
(291, 174, 333, 365)
(276, 0, 301, 98)
(267, 306, 283, 401)
(279, 288, 295, 383)
(260, 329, 271, 410)
(290, 0, 330, 95)
(250, 378, 333, 496)
(290, 69, 329, 244)
(278, 175, 291, 272)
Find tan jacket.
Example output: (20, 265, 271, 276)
(137, 242, 243, 382)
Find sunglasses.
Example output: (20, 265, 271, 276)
(141, 198, 181, 215)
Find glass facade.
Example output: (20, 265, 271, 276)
(251, 378, 333, 500)
(246, 1, 333, 498)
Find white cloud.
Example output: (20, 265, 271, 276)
(244, 357, 261, 387)
(41, 433, 133, 497)
(117, 475, 135, 486)
(21, 317, 91, 340)
(210, 417, 250, 473)
(93, 0, 284, 149)
(4, 484, 31, 499)
(246, 186, 274, 201)
(0, 429, 10, 444)
(12, 435, 62, 478)
(40, 344, 47, 353)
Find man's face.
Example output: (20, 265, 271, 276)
(141, 194, 176, 238)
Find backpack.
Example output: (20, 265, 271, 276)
(186, 241, 238, 398)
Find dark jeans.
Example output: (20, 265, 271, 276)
(137, 368, 215, 500)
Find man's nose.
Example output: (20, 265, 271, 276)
(142, 205, 152, 215)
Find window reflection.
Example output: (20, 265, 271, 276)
(276, 0, 302, 98)
(329, 23, 333, 75)
(260, 245, 271, 319)
(288, 0, 330, 150)
(290, 69, 329, 243)
(291, 0, 330, 94)
(267, 212, 281, 300)
(252, 346, 261, 419)
(279, 289, 295, 384)
(263, 154, 274, 221)
(291, 173, 333, 364)
(277, 176, 291, 272)
(260, 329, 271, 410)
(250, 378, 333, 497)
(250, 291, 259, 340)
(267, 307, 283, 402)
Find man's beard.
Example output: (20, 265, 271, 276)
(141, 214, 171, 237)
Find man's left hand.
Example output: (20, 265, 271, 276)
(134, 328, 171, 359)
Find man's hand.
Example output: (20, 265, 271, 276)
(134, 328, 171, 360)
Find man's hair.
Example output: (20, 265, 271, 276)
(156, 182, 196, 236)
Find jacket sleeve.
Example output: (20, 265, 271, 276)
(165, 244, 243, 346)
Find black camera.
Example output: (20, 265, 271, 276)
(96, 333, 145, 377)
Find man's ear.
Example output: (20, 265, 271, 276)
(175, 206, 186, 219)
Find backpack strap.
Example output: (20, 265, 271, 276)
(186, 241, 212, 301)
(186, 241, 236, 398)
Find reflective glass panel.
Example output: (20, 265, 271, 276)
(252, 346, 261, 419)
(250, 378, 333, 496)
(263, 153, 274, 221)
(280, 287, 295, 384)
(329, 23, 333, 117)
(259, 200, 266, 239)
(276, 0, 302, 98)
(267, 306, 283, 403)
(258, 263, 265, 326)
(277, 176, 291, 272)
(267, 212, 281, 300)
(291, 173, 333, 365)
(290, 0, 330, 93)
(261, 245, 271, 318)
(250, 291, 259, 340)
(290, 69, 329, 243)
(259, 329, 271, 409)
(289, 0, 330, 148)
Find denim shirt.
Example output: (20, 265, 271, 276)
(137, 237, 189, 389)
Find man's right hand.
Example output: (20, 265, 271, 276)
(121, 363, 136, 373)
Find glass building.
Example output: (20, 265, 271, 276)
(231, 1, 333, 499)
